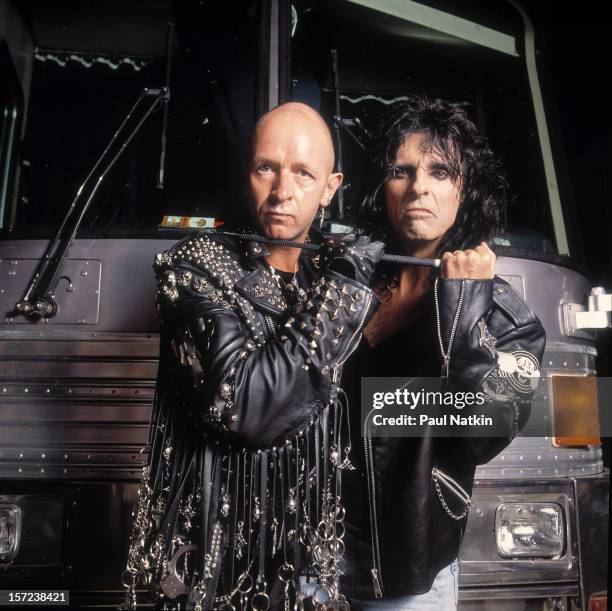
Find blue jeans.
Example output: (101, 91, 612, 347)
(300, 561, 459, 610)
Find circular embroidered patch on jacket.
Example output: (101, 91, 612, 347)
(497, 349, 541, 395)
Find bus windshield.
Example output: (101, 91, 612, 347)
(290, 0, 560, 253)
(1, 0, 257, 237)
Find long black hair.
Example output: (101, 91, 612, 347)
(355, 96, 507, 254)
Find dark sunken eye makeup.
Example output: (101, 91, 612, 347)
(386, 163, 414, 178)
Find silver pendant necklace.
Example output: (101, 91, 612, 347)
(266, 262, 306, 312)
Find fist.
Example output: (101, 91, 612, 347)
(440, 242, 496, 279)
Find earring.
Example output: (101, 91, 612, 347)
(319, 201, 328, 229)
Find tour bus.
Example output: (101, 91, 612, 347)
(0, 1, 609, 609)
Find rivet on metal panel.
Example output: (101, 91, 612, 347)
(81, 270, 88, 276)
(41, 453, 45, 459)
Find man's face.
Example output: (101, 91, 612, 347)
(248, 112, 340, 242)
(384, 132, 462, 248)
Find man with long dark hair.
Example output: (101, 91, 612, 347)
(336, 96, 546, 609)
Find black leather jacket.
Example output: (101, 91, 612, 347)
(340, 276, 546, 601)
(124, 230, 381, 610)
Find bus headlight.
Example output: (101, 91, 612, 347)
(0, 504, 22, 562)
(495, 503, 564, 558)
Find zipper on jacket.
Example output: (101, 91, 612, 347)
(363, 404, 383, 598)
(331, 292, 373, 383)
(265, 315, 277, 339)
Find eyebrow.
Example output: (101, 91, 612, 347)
(389, 163, 415, 174)
(428, 161, 452, 172)
(389, 161, 454, 175)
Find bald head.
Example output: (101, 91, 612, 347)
(252, 102, 336, 173)
(247, 102, 343, 246)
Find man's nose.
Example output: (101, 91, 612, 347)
(411, 168, 429, 196)
(272, 170, 293, 202)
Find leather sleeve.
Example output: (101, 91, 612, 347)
(436, 277, 546, 465)
(157, 264, 378, 448)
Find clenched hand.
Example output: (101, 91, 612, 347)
(440, 242, 495, 279)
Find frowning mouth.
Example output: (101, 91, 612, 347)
(266, 212, 292, 220)
(404, 208, 434, 217)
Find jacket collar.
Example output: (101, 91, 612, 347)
(220, 226, 321, 315)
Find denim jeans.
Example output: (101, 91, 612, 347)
(299, 561, 459, 611)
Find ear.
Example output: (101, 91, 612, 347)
(321, 172, 343, 206)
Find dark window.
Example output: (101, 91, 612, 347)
(0, 40, 23, 229)
(11, 0, 258, 235)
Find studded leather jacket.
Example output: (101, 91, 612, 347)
(340, 275, 546, 601)
(122, 230, 381, 610)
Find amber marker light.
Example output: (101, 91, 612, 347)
(551, 374, 600, 447)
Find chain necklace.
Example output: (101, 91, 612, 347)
(265, 262, 305, 312)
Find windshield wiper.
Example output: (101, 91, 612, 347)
(14, 86, 169, 319)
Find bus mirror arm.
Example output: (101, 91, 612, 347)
(13, 87, 170, 320)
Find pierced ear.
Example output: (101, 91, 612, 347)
(323, 172, 343, 204)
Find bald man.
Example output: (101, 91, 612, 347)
(248, 102, 342, 272)
(122, 103, 384, 610)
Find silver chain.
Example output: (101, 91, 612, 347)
(432, 277, 470, 520)
(434, 277, 466, 379)
(432, 469, 471, 520)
